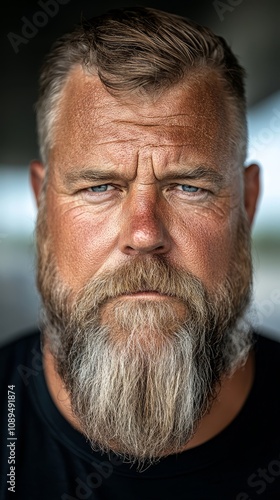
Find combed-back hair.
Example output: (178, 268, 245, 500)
(36, 6, 247, 165)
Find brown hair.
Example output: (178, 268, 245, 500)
(36, 6, 247, 165)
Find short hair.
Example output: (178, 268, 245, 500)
(35, 6, 247, 166)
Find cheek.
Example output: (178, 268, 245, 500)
(46, 195, 118, 287)
(173, 214, 237, 288)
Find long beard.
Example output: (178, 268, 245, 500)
(35, 203, 253, 467)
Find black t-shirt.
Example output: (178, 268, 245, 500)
(1, 329, 280, 500)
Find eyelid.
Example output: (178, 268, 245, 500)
(170, 183, 205, 192)
(175, 183, 200, 191)
(166, 183, 209, 201)
(87, 183, 115, 192)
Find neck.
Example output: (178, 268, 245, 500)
(43, 343, 255, 454)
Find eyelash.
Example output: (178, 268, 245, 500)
(87, 184, 115, 193)
(173, 184, 201, 193)
(84, 183, 207, 200)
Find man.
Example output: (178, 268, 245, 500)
(0, 6, 279, 499)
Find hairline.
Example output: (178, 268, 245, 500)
(39, 62, 247, 173)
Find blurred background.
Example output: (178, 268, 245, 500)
(0, 0, 279, 346)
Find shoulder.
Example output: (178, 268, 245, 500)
(253, 328, 280, 357)
(252, 329, 280, 392)
(0, 328, 41, 355)
(0, 329, 41, 385)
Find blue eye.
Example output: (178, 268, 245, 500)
(89, 184, 110, 192)
(181, 185, 199, 192)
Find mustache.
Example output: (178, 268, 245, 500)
(73, 255, 208, 307)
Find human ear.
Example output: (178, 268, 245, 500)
(243, 163, 260, 227)
(30, 160, 46, 207)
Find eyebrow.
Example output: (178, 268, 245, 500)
(64, 168, 123, 188)
(158, 165, 225, 187)
(63, 165, 225, 189)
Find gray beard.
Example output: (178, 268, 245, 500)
(38, 248, 253, 468)
(35, 188, 254, 468)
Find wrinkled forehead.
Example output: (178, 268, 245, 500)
(50, 66, 235, 171)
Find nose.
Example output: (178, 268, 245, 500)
(118, 187, 171, 256)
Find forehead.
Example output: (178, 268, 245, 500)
(50, 66, 233, 172)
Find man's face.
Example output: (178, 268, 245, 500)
(33, 67, 256, 465)
(44, 67, 242, 293)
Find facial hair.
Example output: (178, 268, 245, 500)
(35, 197, 253, 468)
